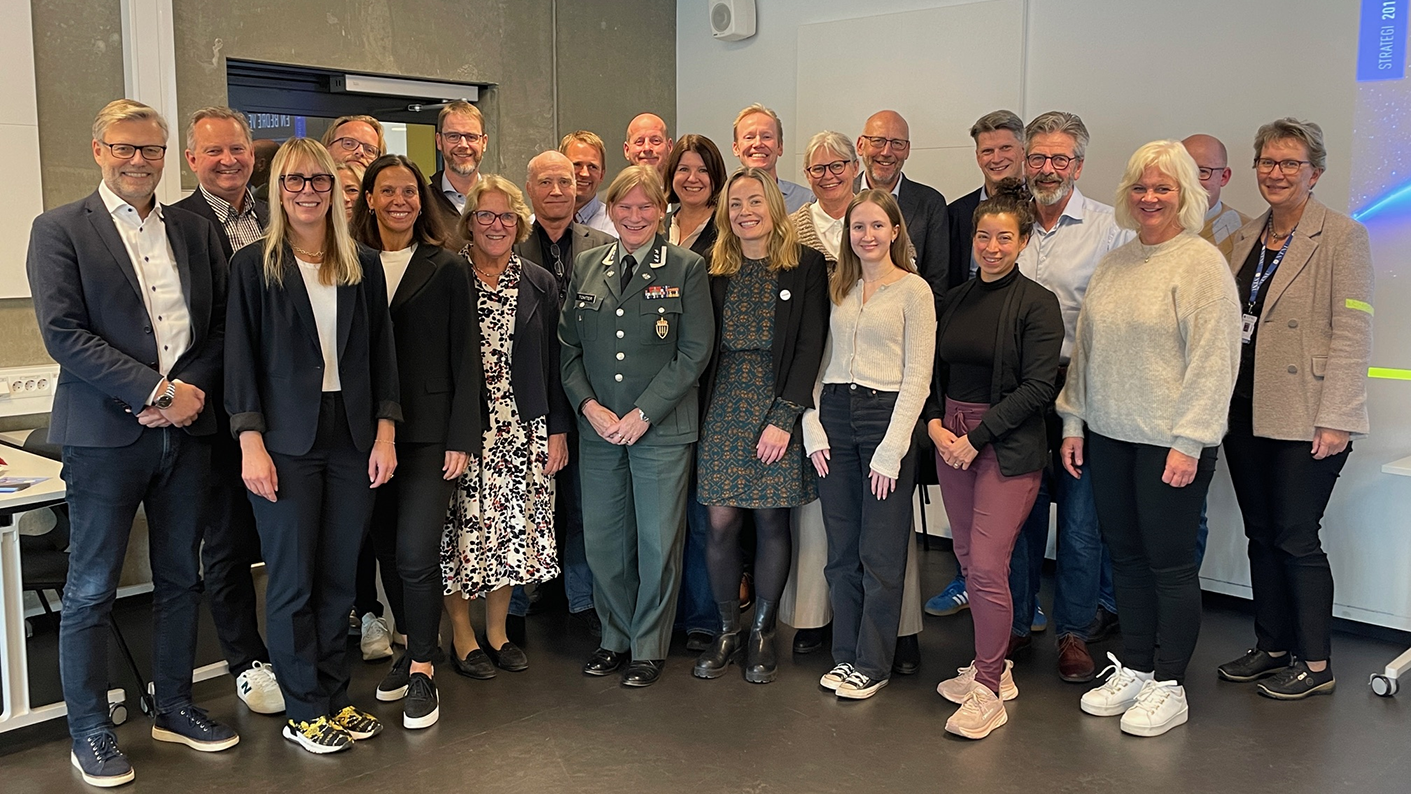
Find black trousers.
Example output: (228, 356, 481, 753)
(1087, 433, 1215, 684)
(1223, 415, 1348, 661)
(369, 442, 456, 663)
(200, 431, 268, 675)
(249, 393, 376, 723)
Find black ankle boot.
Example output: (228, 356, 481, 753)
(693, 601, 741, 679)
(744, 598, 779, 684)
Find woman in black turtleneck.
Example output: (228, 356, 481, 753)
(923, 178, 1063, 740)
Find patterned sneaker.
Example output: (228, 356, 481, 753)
(835, 670, 889, 700)
(151, 705, 240, 752)
(236, 661, 285, 714)
(333, 705, 384, 740)
(403, 673, 440, 730)
(819, 662, 854, 691)
(1031, 601, 1048, 633)
(1257, 661, 1336, 700)
(924, 576, 970, 617)
(283, 717, 353, 754)
(360, 613, 394, 661)
(1120, 680, 1188, 737)
(937, 659, 1018, 704)
(377, 653, 412, 702)
(70, 731, 134, 787)
(944, 684, 1009, 739)
(1080, 653, 1153, 717)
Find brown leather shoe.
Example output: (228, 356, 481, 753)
(1006, 633, 1032, 659)
(1057, 634, 1095, 683)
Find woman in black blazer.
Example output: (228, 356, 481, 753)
(442, 174, 570, 677)
(225, 138, 400, 754)
(665, 134, 727, 258)
(692, 167, 829, 683)
(924, 179, 1062, 739)
(349, 155, 481, 729)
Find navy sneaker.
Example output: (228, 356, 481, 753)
(924, 575, 969, 617)
(151, 705, 239, 752)
(70, 731, 134, 787)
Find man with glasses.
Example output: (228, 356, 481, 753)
(562, 130, 617, 237)
(1183, 134, 1251, 262)
(321, 114, 385, 169)
(624, 113, 674, 184)
(431, 101, 489, 221)
(1013, 110, 1133, 683)
(27, 99, 238, 787)
(732, 103, 811, 213)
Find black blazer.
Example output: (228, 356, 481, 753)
(27, 192, 227, 446)
(225, 243, 402, 456)
(171, 188, 270, 261)
(946, 187, 982, 293)
(514, 221, 616, 303)
(388, 245, 483, 454)
(700, 246, 829, 416)
(896, 175, 952, 308)
(666, 206, 720, 264)
(483, 255, 572, 435)
(922, 272, 1063, 477)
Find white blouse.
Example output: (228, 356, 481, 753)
(297, 258, 341, 392)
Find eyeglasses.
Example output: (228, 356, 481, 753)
(1026, 153, 1079, 170)
(471, 210, 519, 227)
(1196, 166, 1226, 181)
(99, 141, 167, 161)
(280, 174, 335, 193)
(1129, 185, 1177, 197)
(439, 131, 485, 146)
(805, 160, 852, 178)
(860, 135, 909, 151)
(1254, 158, 1310, 175)
(330, 136, 380, 158)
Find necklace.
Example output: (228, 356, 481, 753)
(470, 259, 505, 283)
(1268, 227, 1293, 241)
(291, 242, 324, 259)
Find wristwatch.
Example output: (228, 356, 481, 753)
(637, 408, 650, 424)
(154, 381, 177, 409)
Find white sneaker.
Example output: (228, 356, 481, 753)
(937, 659, 1018, 704)
(819, 662, 854, 691)
(235, 661, 285, 715)
(360, 613, 394, 661)
(1080, 653, 1154, 717)
(835, 669, 888, 700)
(1121, 680, 1188, 737)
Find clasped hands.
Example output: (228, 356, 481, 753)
(927, 419, 978, 471)
(136, 379, 205, 428)
(584, 400, 649, 446)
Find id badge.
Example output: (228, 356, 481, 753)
(1241, 313, 1257, 344)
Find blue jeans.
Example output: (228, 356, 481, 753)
(60, 429, 210, 739)
(510, 448, 595, 616)
(673, 480, 716, 635)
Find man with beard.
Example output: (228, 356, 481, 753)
(430, 101, 489, 245)
(1013, 111, 1133, 683)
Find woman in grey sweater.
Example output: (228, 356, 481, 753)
(1056, 140, 1240, 738)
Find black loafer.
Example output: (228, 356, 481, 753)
(570, 609, 602, 638)
(1085, 606, 1121, 643)
(891, 634, 920, 676)
(582, 648, 627, 676)
(793, 624, 830, 655)
(621, 659, 665, 687)
(485, 641, 529, 672)
(451, 648, 497, 680)
(506, 614, 527, 646)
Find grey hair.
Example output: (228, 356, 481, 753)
(1253, 117, 1327, 172)
(803, 130, 856, 166)
(1025, 110, 1089, 161)
(185, 106, 252, 152)
(970, 110, 1025, 143)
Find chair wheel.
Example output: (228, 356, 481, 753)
(1371, 674, 1398, 697)
(109, 703, 128, 725)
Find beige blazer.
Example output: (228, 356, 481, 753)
(1228, 196, 1373, 441)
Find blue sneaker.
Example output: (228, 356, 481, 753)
(1031, 600, 1048, 633)
(70, 731, 134, 787)
(924, 576, 969, 617)
(151, 705, 240, 752)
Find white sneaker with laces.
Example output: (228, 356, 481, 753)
(1120, 679, 1188, 737)
(360, 613, 394, 661)
(1080, 652, 1153, 717)
(819, 662, 854, 691)
(835, 669, 888, 700)
(235, 661, 285, 714)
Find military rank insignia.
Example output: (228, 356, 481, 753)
(656, 316, 669, 339)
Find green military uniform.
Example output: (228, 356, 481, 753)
(559, 233, 714, 660)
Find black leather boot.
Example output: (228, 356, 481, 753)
(693, 601, 742, 679)
(743, 598, 779, 684)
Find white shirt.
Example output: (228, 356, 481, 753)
(99, 181, 191, 401)
(380, 244, 416, 305)
(860, 172, 905, 198)
(808, 201, 844, 262)
(441, 172, 468, 215)
(297, 258, 342, 391)
(576, 195, 617, 237)
(668, 212, 708, 249)
(1015, 186, 1135, 362)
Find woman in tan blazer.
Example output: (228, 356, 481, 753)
(1216, 118, 1374, 700)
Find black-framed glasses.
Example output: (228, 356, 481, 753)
(280, 173, 335, 193)
(99, 141, 167, 161)
(330, 136, 380, 158)
(439, 131, 485, 146)
(1254, 158, 1310, 175)
(860, 135, 909, 151)
(472, 210, 519, 227)
(1026, 153, 1079, 170)
(1196, 166, 1226, 181)
(805, 160, 852, 178)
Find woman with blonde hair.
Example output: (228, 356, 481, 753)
(225, 137, 400, 753)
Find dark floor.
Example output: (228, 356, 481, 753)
(4, 546, 1411, 794)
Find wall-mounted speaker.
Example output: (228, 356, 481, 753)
(710, 0, 756, 42)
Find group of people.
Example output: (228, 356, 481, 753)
(27, 93, 1372, 787)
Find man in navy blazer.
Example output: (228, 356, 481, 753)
(27, 99, 237, 787)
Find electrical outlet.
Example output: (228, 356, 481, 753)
(0, 365, 60, 417)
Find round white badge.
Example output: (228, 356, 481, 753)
(779, 289, 792, 301)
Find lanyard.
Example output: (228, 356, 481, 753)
(1248, 216, 1294, 312)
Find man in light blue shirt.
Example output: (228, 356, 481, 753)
(732, 103, 811, 214)
(562, 129, 618, 238)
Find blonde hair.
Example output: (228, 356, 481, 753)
(605, 165, 668, 210)
(185, 106, 251, 152)
(803, 130, 856, 168)
(436, 101, 484, 133)
(321, 115, 386, 155)
(709, 168, 801, 277)
(559, 129, 606, 166)
(733, 103, 784, 147)
(1114, 140, 1207, 236)
(262, 138, 361, 287)
(93, 99, 168, 143)
(832, 190, 913, 304)
(460, 174, 533, 246)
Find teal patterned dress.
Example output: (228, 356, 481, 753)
(697, 257, 817, 508)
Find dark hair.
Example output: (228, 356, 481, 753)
(664, 134, 727, 206)
(351, 155, 448, 250)
(972, 177, 1035, 238)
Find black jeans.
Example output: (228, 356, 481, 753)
(369, 442, 456, 663)
(817, 384, 916, 680)
(249, 393, 376, 723)
(200, 431, 268, 676)
(1087, 432, 1215, 684)
(1223, 415, 1348, 661)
